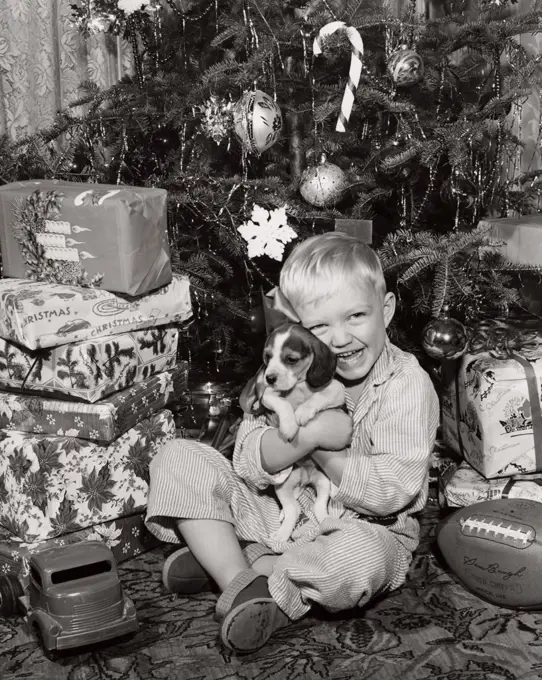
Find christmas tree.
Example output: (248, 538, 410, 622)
(2, 0, 542, 374)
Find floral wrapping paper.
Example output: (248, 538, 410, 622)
(0, 361, 187, 442)
(0, 326, 180, 403)
(440, 460, 542, 508)
(0, 180, 171, 296)
(0, 512, 161, 588)
(442, 350, 542, 479)
(0, 408, 175, 542)
(0, 273, 192, 351)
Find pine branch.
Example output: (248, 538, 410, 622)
(431, 258, 450, 317)
(380, 246, 441, 272)
(397, 252, 442, 285)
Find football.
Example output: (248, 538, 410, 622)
(436, 498, 542, 609)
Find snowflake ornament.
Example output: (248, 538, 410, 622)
(237, 205, 297, 261)
(200, 94, 234, 144)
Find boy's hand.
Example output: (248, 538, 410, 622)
(239, 374, 259, 413)
(259, 407, 352, 475)
(307, 409, 352, 451)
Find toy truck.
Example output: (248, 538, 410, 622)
(1, 541, 138, 654)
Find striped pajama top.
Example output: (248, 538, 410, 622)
(233, 340, 440, 552)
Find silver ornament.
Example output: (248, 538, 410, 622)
(299, 155, 348, 208)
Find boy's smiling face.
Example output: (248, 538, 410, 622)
(294, 280, 395, 383)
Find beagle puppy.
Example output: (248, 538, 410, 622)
(240, 323, 345, 542)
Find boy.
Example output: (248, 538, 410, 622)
(145, 232, 439, 655)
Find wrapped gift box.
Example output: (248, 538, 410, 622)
(295, 217, 373, 243)
(0, 512, 161, 587)
(442, 350, 542, 479)
(0, 361, 187, 441)
(428, 440, 461, 487)
(0, 273, 191, 351)
(0, 180, 171, 295)
(0, 408, 175, 542)
(0, 326, 180, 403)
(440, 461, 542, 508)
(479, 213, 542, 267)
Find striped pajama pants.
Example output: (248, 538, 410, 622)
(145, 438, 414, 620)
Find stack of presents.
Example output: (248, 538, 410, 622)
(439, 213, 542, 509)
(0, 180, 192, 583)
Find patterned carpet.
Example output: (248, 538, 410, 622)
(2, 501, 542, 680)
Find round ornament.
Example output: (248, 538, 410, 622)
(233, 90, 283, 155)
(440, 176, 476, 209)
(387, 46, 424, 87)
(248, 300, 266, 336)
(299, 155, 349, 208)
(422, 313, 468, 361)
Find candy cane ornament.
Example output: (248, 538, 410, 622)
(313, 21, 364, 133)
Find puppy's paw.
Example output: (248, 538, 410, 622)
(270, 525, 294, 543)
(313, 506, 330, 523)
(278, 418, 300, 442)
(295, 403, 318, 427)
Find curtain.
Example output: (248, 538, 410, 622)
(0, 0, 131, 140)
(509, 0, 542, 176)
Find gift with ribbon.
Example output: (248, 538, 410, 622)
(0, 180, 172, 296)
(441, 460, 542, 508)
(296, 216, 372, 243)
(0, 409, 176, 542)
(0, 512, 160, 588)
(441, 317, 542, 479)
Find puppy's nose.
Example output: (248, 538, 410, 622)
(266, 373, 277, 386)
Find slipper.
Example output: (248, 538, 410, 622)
(216, 570, 290, 653)
(162, 541, 264, 594)
(162, 546, 215, 594)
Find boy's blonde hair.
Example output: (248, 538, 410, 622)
(279, 232, 387, 310)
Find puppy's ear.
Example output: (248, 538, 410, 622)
(239, 370, 262, 414)
(305, 331, 336, 388)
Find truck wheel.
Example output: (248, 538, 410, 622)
(33, 624, 59, 662)
(0, 573, 23, 617)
